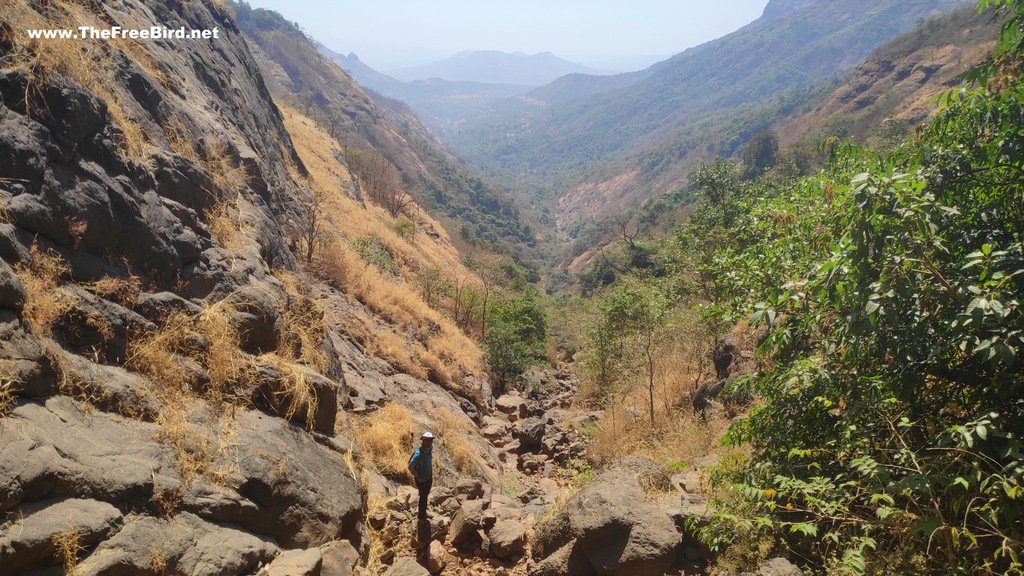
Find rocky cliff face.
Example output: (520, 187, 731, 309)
(0, 0, 499, 573)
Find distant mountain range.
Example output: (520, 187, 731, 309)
(448, 0, 975, 221)
(319, 49, 536, 137)
(386, 50, 601, 85)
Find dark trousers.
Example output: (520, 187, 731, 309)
(416, 478, 432, 520)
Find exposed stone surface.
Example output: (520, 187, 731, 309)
(756, 557, 806, 576)
(320, 540, 359, 576)
(449, 499, 488, 546)
(263, 548, 324, 576)
(0, 498, 122, 576)
(488, 519, 527, 559)
(494, 394, 529, 420)
(76, 512, 280, 576)
(383, 556, 430, 576)
(531, 470, 681, 576)
(427, 540, 449, 574)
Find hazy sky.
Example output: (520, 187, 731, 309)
(244, 0, 771, 72)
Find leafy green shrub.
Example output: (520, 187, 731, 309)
(485, 291, 547, 394)
(696, 5, 1024, 572)
(351, 235, 399, 276)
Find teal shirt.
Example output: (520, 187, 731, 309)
(409, 446, 432, 481)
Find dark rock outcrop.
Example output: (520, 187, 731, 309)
(530, 471, 681, 576)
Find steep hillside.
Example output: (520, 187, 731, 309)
(776, 3, 1002, 146)
(232, 2, 540, 260)
(0, 0, 513, 572)
(451, 0, 972, 223)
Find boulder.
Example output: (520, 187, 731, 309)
(427, 540, 449, 574)
(0, 396, 167, 515)
(528, 539, 595, 576)
(454, 478, 485, 501)
(250, 358, 339, 433)
(320, 540, 359, 576)
(488, 519, 527, 559)
(383, 556, 430, 576)
(757, 557, 806, 576)
(494, 394, 528, 420)
(0, 258, 25, 310)
(449, 499, 487, 546)
(532, 472, 681, 576)
(713, 335, 739, 378)
(53, 285, 156, 362)
(513, 417, 546, 447)
(133, 290, 204, 322)
(263, 548, 323, 576)
(57, 350, 160, 418)
(596, 455, 672, 493)
(74, 512, 279, 576)
(0, 310, 57, 398)
(0, 498, 122, 576)
(229, 410, 364, 549)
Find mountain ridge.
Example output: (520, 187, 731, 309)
(449, 0, 973, 223)
(387, 49, 601, 85)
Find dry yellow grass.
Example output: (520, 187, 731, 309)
(362, 488, 394, 575)
(278, 103, 469, 277)
(13, 243, 71, 337)
(258, 353, 319, 431)
(273, 270, 329, 373)
(277, 104, 487, 394)
(0, 365, 18, 418)
(579, 309, 743, 479)
(0, 0, 161, 160)
(424, 404, 477, 476)
(53, 525, 84, 576)
(350, 402, 415, 481)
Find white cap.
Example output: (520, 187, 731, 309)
(421, 431, 434, 439)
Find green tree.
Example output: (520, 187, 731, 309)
(741, 129, 779, 179)
(586, 279, 669, 425)
(486, 292, 548, 394)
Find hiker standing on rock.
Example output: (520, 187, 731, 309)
(408, 431, 434, 522)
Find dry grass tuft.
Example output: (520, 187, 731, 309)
(52, 526, 84, 576)
(86, 274, 141, 306)
(425, 404, 477, 477)
(362, 488, 393, 575)
(273, 270, 329, 372)
(0, 365, 19, 419)
(152, 392, 240, 485)
(205, 195, 251, 254)
(259, 353, 319, 430)
(126, 299, 250, 409)
(201, 141, 250, 198)
(148, 545, 169, 576)
(154, 486, 184, 520)
(350, 402, 414, 482)
(161, 113, 199, 161)
(279, 104, 487, 391)
(14, 243, 71, 336)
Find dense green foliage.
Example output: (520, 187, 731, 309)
(486, 292, 548, 393)
(687, 3, 1024, 573)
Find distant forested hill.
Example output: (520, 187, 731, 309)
(449, 0, 972, 222)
